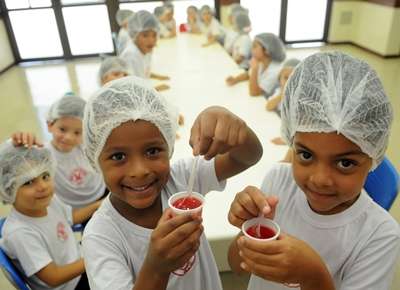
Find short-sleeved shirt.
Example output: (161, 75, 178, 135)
(232, 34, 252, 69)
(200, 18, 223, 38)
(48, 143, 105, 208)
(120, 41, 152, 78)
(82, 157, 226, 290)
(0, 196, 81, 290)
(223, 29, 239, 54)
(257, 61, 281, 98)
(247, 163, 400, 290)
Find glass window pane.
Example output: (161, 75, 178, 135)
(9, 9, 63, 59)
(285, 0, 328, 41)
(5, 0, 29, 9)
(29, 0, 52, 8)
(62, 5, 113, 55)
(74, 62, 101, 99)
(240, 0, 281, 38)
(61, 0, 105, 4)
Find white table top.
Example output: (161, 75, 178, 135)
(150, 34, 288, 270)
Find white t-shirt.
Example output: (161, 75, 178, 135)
(232, 34, 252, 69)
(257, 61, 281, 98)
(159, 21, 171, 38)
(0, 196, 81, 290)
(120, 41, 152, 78)
(248, 163, 400, 290)
(200, 18, 223, 37)
(48, 143, 105, 208)
(223, 28, 239, 54)
(117, 28, 130, 54)
(82, 157, 226, 290)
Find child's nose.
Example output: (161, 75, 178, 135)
(127, 158, 151, 178)
(36, 179, 47, 191)
(309, 164, 334, 188)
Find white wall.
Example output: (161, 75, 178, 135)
(0, 19, 14, 71)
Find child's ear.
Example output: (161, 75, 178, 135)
(47, 121, 53, 131)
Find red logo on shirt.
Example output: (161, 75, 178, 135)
(69, 168, 87, 185)
(57, 222, 69, 241)
(172, 254, 196, 276)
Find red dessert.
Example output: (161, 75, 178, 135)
(173, 196, 202, 210)
(246, 225, 276, 239)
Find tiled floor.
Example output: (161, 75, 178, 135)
(0, 43, 399, 290)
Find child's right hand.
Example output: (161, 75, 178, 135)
(143, 208, 204, 275)
(11, 132, 43, 148)
(228, 186, 279, 229)
(225, 76, 237, 86)
(155, 84, 170, 92)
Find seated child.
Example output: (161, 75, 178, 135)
(153, 6, 172, 39)
(230, 12, 252, 70)
(12, 95, 107, 209)
(80, 76, 263, 290)
(226, 33, 286, 98)
(161, 2, 177, 38)
(223, 4, 248, 55)
(116, 9, 134, 54)
(185, 5, 201, 34)
(98, 56, 130, 86)
(0, 141, 101, 290)
(199, 5, 225, 47)
(120, 10, 170, 92)
(228, 51, 400, 290)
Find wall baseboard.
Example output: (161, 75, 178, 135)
(327, 41, 400, 58)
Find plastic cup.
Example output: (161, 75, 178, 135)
(168, 191, 204, 216)
(242, 217, 280, 241)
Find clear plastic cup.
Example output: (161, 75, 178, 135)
(242, 217, 280, 241)
(168, 191, 204, 216)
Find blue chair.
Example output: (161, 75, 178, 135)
(0, 218, 31, 290)
(364, 157, 399, 210)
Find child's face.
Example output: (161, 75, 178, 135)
(279, 67, 294, 89)
(14, 172, 54, 214)
(98, 120, 170, 210)
(101, 71, 129, 86)
(165, 11, 173, 21)
(201, 12, 212, 24)
(252, 40, 269, 61)
(135, 30, 157, 54)
(292, 132, 372, 215)
(48, 116, 83, 153)
(188, 10, 197, 21)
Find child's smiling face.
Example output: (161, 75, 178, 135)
(135, 30, 157, 54)
(98, 120, 170, 210)
(292, 132, 372, 215)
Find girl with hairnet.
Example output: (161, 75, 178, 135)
(228, 52, 400, 290)
(0, 142, 101, 290)
(185, 5, 201, 34)
(199, 5, 225, 47)
(230, 12, 252, 70)
(226, 33, 286, 98)
(120, 10, 170, 92)
(161, 1, 177, 38)
(98, 56, 130, 86)
(223, 4, 248, 55)
(80, 76, 263, 290)
(153, 6, 171, 39)
(116, 9, 134, 54)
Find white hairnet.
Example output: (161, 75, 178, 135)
(47, 95, 86, 123)
(230, 4, 248, 16)
(98, 57, 130, 84)
(200, 5, 213, 16)
(283, 58, 301, 68)
(0, 141, 55, 204)
(187, 5, 198, 13)
(116, 9, 134, 26)
(163, 1, 174, 13)
(233, 12, 251, 34)
(83, 76, 179, 172)
(154, 6, 165, 18)
(281, 51, 393, 169)
(255, 33, 286, 62)
(127, 10, 159, 39)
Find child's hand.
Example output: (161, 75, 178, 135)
(156, 75, 170, 81)
(143, 209, 204, 275)
(189, 106, 248, 160)
(237, 233, 333, 288)
(11, 132, 43, 148)
(155, 84, 170, 92)
(225, 76, 237, 86)
(178, 114, 185, 126)
(228, 186, 279, 229)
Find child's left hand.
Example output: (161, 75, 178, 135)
(237, 233, 334, 289)
(156, 75, 170, 81)
(189, 106, 248, 160)
(11, 131, 43, 148)
(155, 84, 170, 92)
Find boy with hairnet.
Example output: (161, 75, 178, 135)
(80, 76, 263, 290)
(199, 5, 225, 47)
(230, 12, 252, 70)
(116, 9, 134, 54)
(228, 52, 400, 290)
(0, 142, 101, 290)
(226, 33, 286, 98)
(121, 10, 170, 92)
(12, 95, 107, 209)
(98, 56, 130, 86)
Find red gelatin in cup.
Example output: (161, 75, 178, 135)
(173, 197, 202, 210)
(246, 225, 276, 239)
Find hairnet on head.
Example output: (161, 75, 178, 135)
(0, 141, 55, 204)
(255, 33, 286, 62)
(83, 76, 179, 172)
(187, 5, 198, 14)
(127, 10, 159, 39)
(200, 5, 213, 16)
(283, 58, 301, 68)
(153, 6, 165, 18)
(98, 57, 130, 84)
(281, 51, 393, 169)
(230, 4, 248, 16)
(233, 12, 251, 33)
(116, 9, 134, 26)
(163, 1, 174, 13)
(47, 95, 86, 123)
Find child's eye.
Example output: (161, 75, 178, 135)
(59, 127, 66, 132)
(75, 131, 82, 136)
(42, 172, 50, 180)
(297, 150, 313, 162)
(110, 152, 126, 161)
(23, 180, 34, 186)
(146, 147, 161, 157)
(337, 159, 357, 171)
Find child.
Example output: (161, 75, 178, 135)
(223, 4, 248, 55)
(116, 9, 134, 54)
(154, 6, 170, 38)
(81, 76, 263, 290)
(226, 33, 286, 98)
(186, 5, 201, 34)
(199, 5, 225, 47)
(121, 10, 170, 92)
(230, 12, 252, 70)
(98, 56, 130, 86)
(13, 95, 107, 209)
(227, 52, 400, 290)
(161, 2, 177, 38)
(0, 141, 101, 290)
